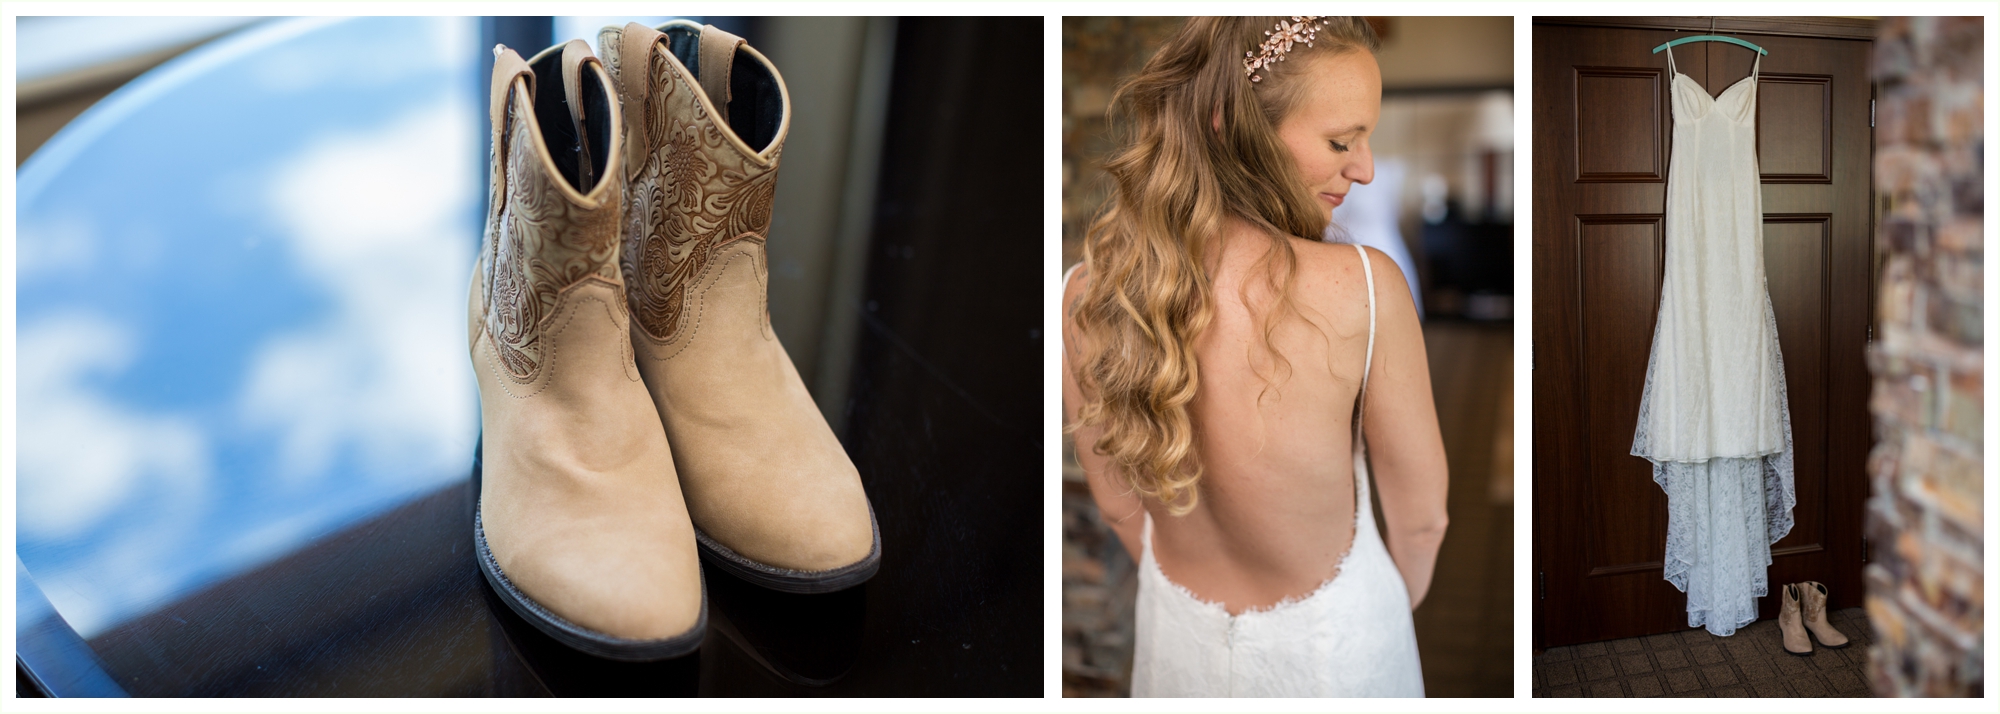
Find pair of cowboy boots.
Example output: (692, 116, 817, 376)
(1776, 581, 1850, 656)
(469, 21, 879, 661)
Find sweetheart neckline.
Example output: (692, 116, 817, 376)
(1673, 70, 1756, 103)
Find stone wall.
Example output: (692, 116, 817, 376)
(1863, 16, 1984, 699)
(1060, 16, 1185, 271)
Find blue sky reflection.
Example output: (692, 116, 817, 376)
(17, 17, 480, 637)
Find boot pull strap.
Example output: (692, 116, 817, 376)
(490, 45, 535, 193)
(698, 24, 745, 126)
(558, 39, 598, 192)
(559, 39, 592, 131)
(618, 22, 665, 182)
(487, 45, 534, 299)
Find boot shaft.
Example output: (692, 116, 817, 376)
(477, 40, 628, 382)
(1801, 580, 1828, 620)
(604, 21, 790, 345)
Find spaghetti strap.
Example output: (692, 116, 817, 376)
(1353, 244, 1376, 424)
(1664, 45, 1678, 75)
(1140, 510, 1155, 560)
(1349, 245, 1378, 562)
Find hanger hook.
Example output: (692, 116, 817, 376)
(1710, 17, 1716, 34)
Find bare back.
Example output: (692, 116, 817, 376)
(1064, 220, 1445, 614)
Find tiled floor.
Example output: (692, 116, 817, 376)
(1533, 607, 1874, 697)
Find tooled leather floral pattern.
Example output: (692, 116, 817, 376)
(484, 94, 623, 381)
(624, 46, 781, 343)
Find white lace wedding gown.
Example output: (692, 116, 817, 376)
(1127, 245, 1425, 697)
(1630, 48, 1796, 637)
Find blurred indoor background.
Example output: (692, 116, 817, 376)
(1060, 16, 1514, 697)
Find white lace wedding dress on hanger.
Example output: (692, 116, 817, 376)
(1630, 47, 1796, 637)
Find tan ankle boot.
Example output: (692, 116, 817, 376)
(600, 21, 878, 593)
(1778, 583, 1812, 656)
(471, 39, 704, 659)
(1800, 581, 1850, 648)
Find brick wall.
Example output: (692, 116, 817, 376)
(1863, 16, 1984, 699)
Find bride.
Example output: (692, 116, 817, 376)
(1061, 17, 1449, 697)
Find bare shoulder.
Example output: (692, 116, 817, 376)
(1060, 261, 1095, 363)
(1288, 239, 1414, 319)
(1061, 261, 1088, 305)
(1060, 261, 1090, 329)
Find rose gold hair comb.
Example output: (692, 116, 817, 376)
(1244, 16, 1330, 83)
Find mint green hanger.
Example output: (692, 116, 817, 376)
(1652, 35, 1768, 56)
(1653, 19, 1767, 56)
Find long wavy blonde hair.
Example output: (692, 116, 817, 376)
(1069, 17, 1379, 515)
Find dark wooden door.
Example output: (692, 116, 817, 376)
(1532, 17, 1874, 648)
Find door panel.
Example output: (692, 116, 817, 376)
(1574, 69, 1668, 182)
(1757, 76, 1834, 181)
(1765, 215, 1829, 557)
(1533, 19, 1873, 648)
(1574, 216, 1666, 577)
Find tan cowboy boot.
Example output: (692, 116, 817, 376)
(1800, 581, 1851, 648)
(599, 21, 879, 593)
(1778, 583, 1812, 656)
(470, 39, 704, 659)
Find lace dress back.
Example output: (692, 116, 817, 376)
(1630, 48, 1796, 637)
(1125, 244, 1424, 697)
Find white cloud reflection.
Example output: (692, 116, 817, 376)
(242, 101, 477, 488)
(18, 314, 213, 541)
(15, 212, 100, 280)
